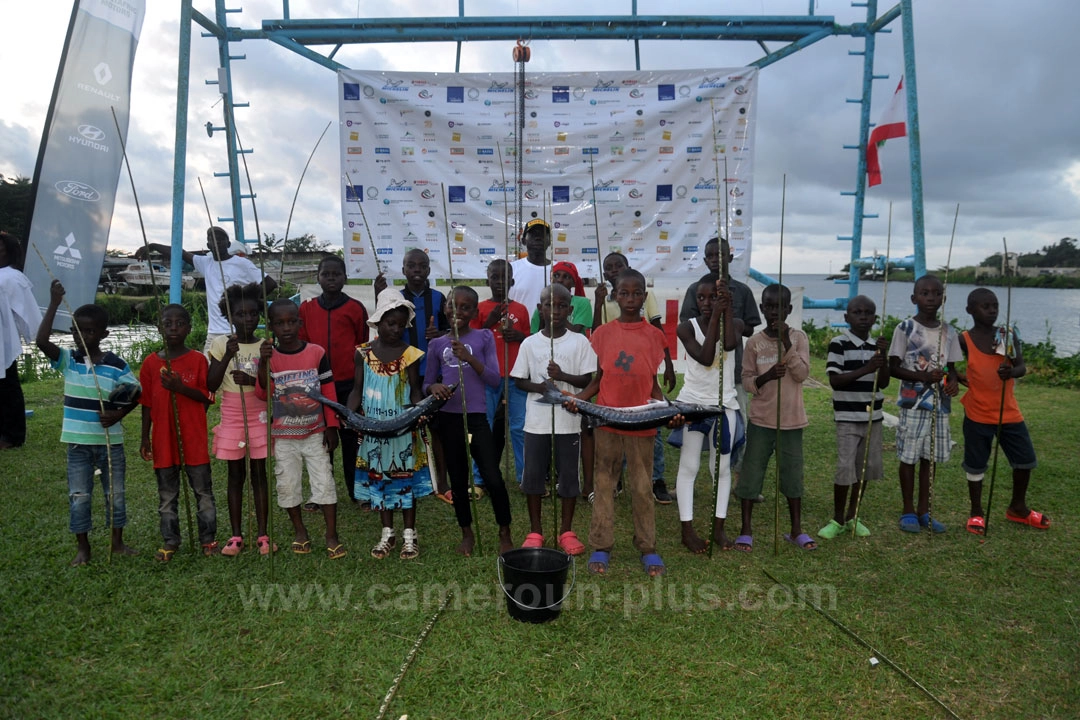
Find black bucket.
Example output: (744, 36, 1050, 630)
(497, 547, 575, 624)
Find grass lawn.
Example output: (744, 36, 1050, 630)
(1, 360, 1076, 718)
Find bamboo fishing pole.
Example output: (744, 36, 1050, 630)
(344, 169, 385, 279)
(441, 182, 480, 554)
(927, 203, 959, 537)
(545, 190, 558, 547)
(708, 113, 729, 557)
(278, 121, 332, 284)
(234, 128, 278, 577)
(982, 237, 1012, 537)
(111, 107, 196, 552)
(33, 246, 118, 564)
(588, 152, 604, 290)
(496, 143, 512, 488)
(198, 176, 261, 550)
(851, 202, 892, 537)
(773, 175, 786, 557)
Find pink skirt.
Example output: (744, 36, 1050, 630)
(212, 391, 270, 460)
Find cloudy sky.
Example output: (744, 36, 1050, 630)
(1, 0, 1077, 276)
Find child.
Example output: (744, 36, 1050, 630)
(592, 251, 677, 503)
(511, 283, 596, 555)
(530, 260, 593, 335)
(36, 280, 141, 566)
(347, 292, 434, 559)
(673, 274, 743, 553)
(735, 283, 814, 552)
(959, 288, 1048, 533)
(424, 286, 514, 556)
(207, 282, 273, 556)
(299, 255, 369, 510)
(257, 299, 344, 558)
(572, 268, 680, 576)
(508, 218, 552, 313)
(819, 295, 890, 539)
(888, 274, 961, 533)
(139, 304, 218, 561)
(471, 259, 529, 486)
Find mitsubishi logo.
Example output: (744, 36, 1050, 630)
(94, 62, 112, 85)
(55, 233, 82, 260)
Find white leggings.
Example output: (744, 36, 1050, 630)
(675, 409, 735, 523)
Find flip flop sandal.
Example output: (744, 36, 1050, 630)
(784, 532, 818, 551)
(733, 535, 753, 553)
(221, 536, 244, 556)
(291, 540, 312, 555)
(966, 516, 986, 535)
(641, 553, 666, 577)
(521, 532, 545, 549)
(327, 544, 347, 560)
(155, 548, 176, 563)
(436, 490, 454, 505)
(558, 531, 586, 556)
(303, 502, 321, 513)
(588, 550, 610, 575)
(201, 541, 220, 557)
(899, 513, 922, 533)
(919, 513, 946, 534)
(1005, 508, 1051, 529)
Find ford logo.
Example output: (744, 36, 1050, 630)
(54, 180, 101, 202)
(78, 124, 106, 141)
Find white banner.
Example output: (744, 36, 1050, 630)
(338, 68, 757, 282)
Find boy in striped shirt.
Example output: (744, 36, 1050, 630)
(820, 295, 890, 539)
(36, 280, 142, 566)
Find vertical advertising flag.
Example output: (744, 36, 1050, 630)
(25, 0, 145, 329)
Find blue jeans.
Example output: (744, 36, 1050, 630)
(652, 431, 666, 484)
(156, 464, 217, 546)
(67, 444, 127, 534)
(473, 381, 527, 485)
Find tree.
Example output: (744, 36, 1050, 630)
(255, 232, 329, 255)
(0, 175, 33, 239)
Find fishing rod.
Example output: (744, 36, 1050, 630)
(496, 143, 512, 488)
(927, 203, 959, 538)
(111, 107, 195, 552)
(588, 152, 604, 287)
(983, 237, 1012, 537)
(441, 182, 480, 554)
(33, 246, 118, 563)
(773, 174, 787, 557)
(850, 202, 892, 537)
(278, 120, 332, 285)
(375, 589, 453, 720)
(344, 169, 384, 279)
(708, 112, 729, 557)
(545, 190, 557, 547)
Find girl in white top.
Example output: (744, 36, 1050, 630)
(674, 274, 744, 553)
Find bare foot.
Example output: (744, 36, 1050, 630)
(681, 522, 708, 554)
(498, 526, 514, 554)
(456, 527, 475, 557)
(70, 547, 91, 567)
(111, 544, 139, 557)
(712, 529, 735, 551)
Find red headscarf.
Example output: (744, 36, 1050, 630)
(551, 261, 585, 297)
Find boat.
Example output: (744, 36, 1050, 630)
(118, 262, 198, 291)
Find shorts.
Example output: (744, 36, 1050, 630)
(520, 433, 580, 498)
(274, 434, 337, 508)
(896, 408, 951, 465)
(735, 423, 804, 500)
(834, 420, 883, 486)
(961, 417, 1036, 474)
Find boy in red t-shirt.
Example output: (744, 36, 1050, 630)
(471, 259, 530, 485)
(570, 268, 682, 577)
(139, 304, 218, 562)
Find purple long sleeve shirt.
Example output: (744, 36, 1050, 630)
(422, 328, 501, 414)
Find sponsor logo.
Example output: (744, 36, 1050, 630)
(659, 146, 674, 154)
(420, 189, 435, 199)
(699, 75, 727, 89)
(552, 86, 569, 103)
(477, 148, 493, 155)
(686, 146, 702, 154)
(487, 180, 513, 193)
(582, 147, 599, 155)
(658, 84, 675, 101)
(54, 180, 100, 202)
(468, 187, 482, 199)
(554, 247, 570, 255)
(657, 246, 671, 253)
(385, 179, 412, 192)
(656, 185, 673, 202)
(347, 147, 363, 155)
(417, 89, 433, 99)
(382, 80, 408, 92)
(93, 62, 112, 85)
(450, 147, 465, 155)
(479, 247, 496, 255)
(592, 79, 619, 93)
(628, 189, 643, 199)
(376, 247, 394, 255)
(375, 147, 390, 154)
(343, 83, 360, 100)
(488, 81, 513, 93)
(69, 124, 109, 153)
(734, 85, 748, 96)
(552, 186, 570, 204)
(53, 232, 82, 269)
(629, 89, 644, 99)
(554, 147, 569, 155)
(366, 186, 379, 199)
(593, 179, 618, 192)
(447, 87, 464, 103)
(76, 82, 121, 102)
(345, 185, 362, 202)
(693, 177, 717, 190)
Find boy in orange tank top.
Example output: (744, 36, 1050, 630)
(958, 288, 1048, 534)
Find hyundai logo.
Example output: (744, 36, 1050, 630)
(78, 125, 106, 142)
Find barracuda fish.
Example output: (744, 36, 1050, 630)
(306, 385, 456, 438)
(535, 379, 722, 431)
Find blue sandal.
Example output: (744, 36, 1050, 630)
(641, 553, 666, 577)
(588, 550, 610, 575)
(919, 513, 947, 533)
(899, 513, 921, 533)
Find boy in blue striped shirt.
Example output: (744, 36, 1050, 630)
(820, 295, 890, 538)
(37, 280, 141, 566)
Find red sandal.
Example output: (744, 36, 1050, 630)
(1005, 508, 1050, 529)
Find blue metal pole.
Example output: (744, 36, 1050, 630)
(169, 0, 194, 304)
(216, 0, 247, 246)
(846, 0, 879, 305)
(900, 0, 926, 278)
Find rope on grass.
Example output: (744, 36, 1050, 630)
(762, 569, 962, 719)
(375, 589, 453, 720)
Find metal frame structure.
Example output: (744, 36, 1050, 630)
(168, 0, 926, 307)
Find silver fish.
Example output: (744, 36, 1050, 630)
(534, 379, 722, 431)
(306, 385, 456, 438)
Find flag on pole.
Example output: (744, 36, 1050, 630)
(866, 76, 906, 187)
